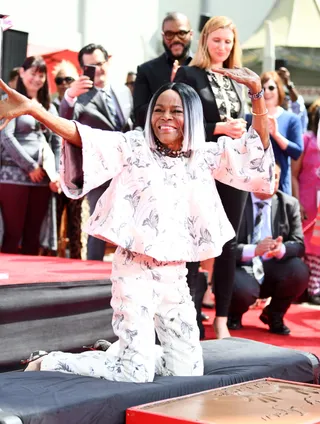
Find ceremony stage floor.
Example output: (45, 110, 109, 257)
(0, 253, 112, 286)
(1, 253, 320, 369)
(0, 254, 319, 424)
(0, 253, 114, 372)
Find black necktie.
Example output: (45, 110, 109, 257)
(252, 201, 267, 284)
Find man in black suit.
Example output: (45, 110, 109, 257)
(133, 12, 193, 128)
(60, 43, 133, 260)
(227, 163, 309, 335)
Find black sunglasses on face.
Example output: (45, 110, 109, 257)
(55, 76, 75, 85)
(162, 30, 191, 40)
(264, 85, 277, 91)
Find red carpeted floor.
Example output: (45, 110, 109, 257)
(1, 254, 319, 358)
(0, 253, 112, 285)
(203, 304, 320, 358)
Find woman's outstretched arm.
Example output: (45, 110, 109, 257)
(0, 79, 81, 147)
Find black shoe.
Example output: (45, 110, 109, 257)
(259, 307, 291, 335)
(308, 295, 320, 305)
(202, 303, 215, 309)
(227, 315, 243, 330)
(201, 312, 210, 321)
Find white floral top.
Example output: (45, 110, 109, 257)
(60, 123, 275, 262)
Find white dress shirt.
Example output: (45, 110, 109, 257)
(242, 193, 286, 262)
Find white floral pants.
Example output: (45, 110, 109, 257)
(40, 247, 204, 382)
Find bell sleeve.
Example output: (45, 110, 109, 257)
(205, 126, 275, 194)
(60, 122, 132, 199)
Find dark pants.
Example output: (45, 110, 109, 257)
(213, 182, 248, 316)
(0, 183, 51, 255)
(56, 193, 83, 259)
(229, 257, 309, 316)
(186, 262, 207, 339)
(86, 182, 110, 261)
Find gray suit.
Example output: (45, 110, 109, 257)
(60, 85, 133, 260)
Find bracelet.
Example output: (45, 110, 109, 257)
(251, 109, 268, 116)
(248, 88, 264, 100)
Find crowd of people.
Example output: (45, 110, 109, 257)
(0, 11, 319, 381)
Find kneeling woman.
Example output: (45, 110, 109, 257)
(0, 67, 274, 383)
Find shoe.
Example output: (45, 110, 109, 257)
(83, 339, 112, 351)
(227, 315, 243, 330)
(201, 312, 210, 321)
(259, 307, 291, 335)
(21, 350, 48, 371)
(308, 295, 320, 305)
(202, 303, 215, 309)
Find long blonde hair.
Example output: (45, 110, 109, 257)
(191, 16, 241, 69)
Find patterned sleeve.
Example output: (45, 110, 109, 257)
(205, 126, 275, 193)
(60, 122, 132, 199)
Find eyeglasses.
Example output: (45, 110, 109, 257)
(264, 85, 277, 91)
(125, 81, 135, 87)
(55, 76, 75, 85)
(86, 61, 107, 68)
(162, 30, 191, 40)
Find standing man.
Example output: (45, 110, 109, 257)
(133, 12, 193, 128)
(60, 43, 133, 260)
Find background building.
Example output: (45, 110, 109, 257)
(1, 0, 275, 85)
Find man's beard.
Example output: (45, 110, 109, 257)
(163, 40, 191, 61)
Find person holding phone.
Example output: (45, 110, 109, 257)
(59, 43, 133, 261)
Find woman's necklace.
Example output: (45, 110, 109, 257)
(154, 138, 190, 158)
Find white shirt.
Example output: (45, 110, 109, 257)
(60, 123, 275, 262)
(242, 193, 286, 262)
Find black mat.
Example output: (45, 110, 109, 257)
(0, 338, 318, 424)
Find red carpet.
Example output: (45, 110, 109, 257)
(1, 254, 319, 359)
(203, 304, 320, 358)
(0, 253, 112, 285)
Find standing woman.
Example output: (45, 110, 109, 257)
(260, 71, 303, 195)
(0, 56, 61, 255)
(291, 102, 320, 305)
(175, 16, 248, 338)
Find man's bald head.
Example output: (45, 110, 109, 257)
(162, 12, 191, 30)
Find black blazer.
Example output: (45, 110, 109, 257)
(133, 53, 192, 128)
(59, 85, 133, 132)
(236, 191, 305, 264)
(174, 66, 245, 142)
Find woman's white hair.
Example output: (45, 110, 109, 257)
(144, 82, 206, 152)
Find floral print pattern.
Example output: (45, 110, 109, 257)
(40, 247, 204, 382)
(60, 123, 275, 262)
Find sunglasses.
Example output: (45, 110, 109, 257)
(162, 30, 191, 40)
(264, 85, 277, 91)
(55, 76, 75, 85)
(125, 81, 135, 87)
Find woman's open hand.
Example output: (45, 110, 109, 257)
(213, 67, 261, 93)
(0, 79, 36, 130)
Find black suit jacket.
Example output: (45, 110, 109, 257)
(59, 85, 133, 132)
(174, 66, 245, 142)
(133, 53, 192, 128)
(236, 191, 305, 264)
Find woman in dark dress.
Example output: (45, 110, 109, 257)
(175, 16, 249, 338)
